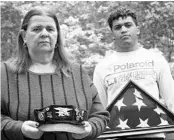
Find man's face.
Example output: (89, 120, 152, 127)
(112, 16, 139, 52)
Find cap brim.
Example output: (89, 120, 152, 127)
(38, 123, 86, 134)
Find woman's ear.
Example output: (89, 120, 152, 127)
(21, 30, 26, 42)
(137, 26, 140, 35)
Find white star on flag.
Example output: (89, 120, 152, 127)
(115, 98, 126, 111)
(154, 106, 165, 115)
(133, 89, 143, 99)
(117, 118, 130, 129)
(133, 97, 147, 111)
(158, 117, 169, 126)
(137, 118, 149, 128)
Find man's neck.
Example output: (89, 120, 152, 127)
(116, 42, 139, 52)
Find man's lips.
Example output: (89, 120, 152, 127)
(121, 35, 131, 39)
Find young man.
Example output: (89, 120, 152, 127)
(93, 7, 174, 140)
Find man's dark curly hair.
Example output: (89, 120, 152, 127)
(108, 7, 138, 30)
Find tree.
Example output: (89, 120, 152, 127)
(1, 2, 22, 61)
(1, 1, 174, 78)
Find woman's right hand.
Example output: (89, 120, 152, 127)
(21, 121, 43, 139)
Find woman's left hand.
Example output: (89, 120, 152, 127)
(72, 121, 92, 139)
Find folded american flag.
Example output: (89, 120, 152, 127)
(98, 80, 174, 138)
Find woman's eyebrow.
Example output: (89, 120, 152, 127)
(31, 25, 56, 29)
(46, 25, 56, 28)
(31, 25, 42, 28)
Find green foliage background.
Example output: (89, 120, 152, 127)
(1, 1, 174, 78)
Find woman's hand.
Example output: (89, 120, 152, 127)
(72, 121, 92, 139)
(21, 121, 43, 139)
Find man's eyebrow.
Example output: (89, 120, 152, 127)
(124, 22, 133, 24)
(114, 22, 133, 26)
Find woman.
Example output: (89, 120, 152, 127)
(1, 7, 110, 140)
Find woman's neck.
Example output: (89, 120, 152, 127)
(29, 60, 56, 74)
(29, 50, 55, 64)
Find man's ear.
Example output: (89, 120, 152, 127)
(111, 32, 116, 41)
(21, 30, 26, 42)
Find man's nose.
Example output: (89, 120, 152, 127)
(121, 25, 128, 33)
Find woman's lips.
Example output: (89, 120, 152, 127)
(39, 41, 49, 44)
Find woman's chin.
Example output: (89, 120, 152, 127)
(37, 47, 54, 52)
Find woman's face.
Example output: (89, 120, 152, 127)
(23, 15, 58, 61)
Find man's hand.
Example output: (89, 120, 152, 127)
(21, 121, 43, 139)
(72, 121, 92, 139)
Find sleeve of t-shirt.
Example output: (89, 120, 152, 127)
(157, 55, 174, 113)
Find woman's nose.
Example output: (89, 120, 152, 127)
(40, 28, 49, 38)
